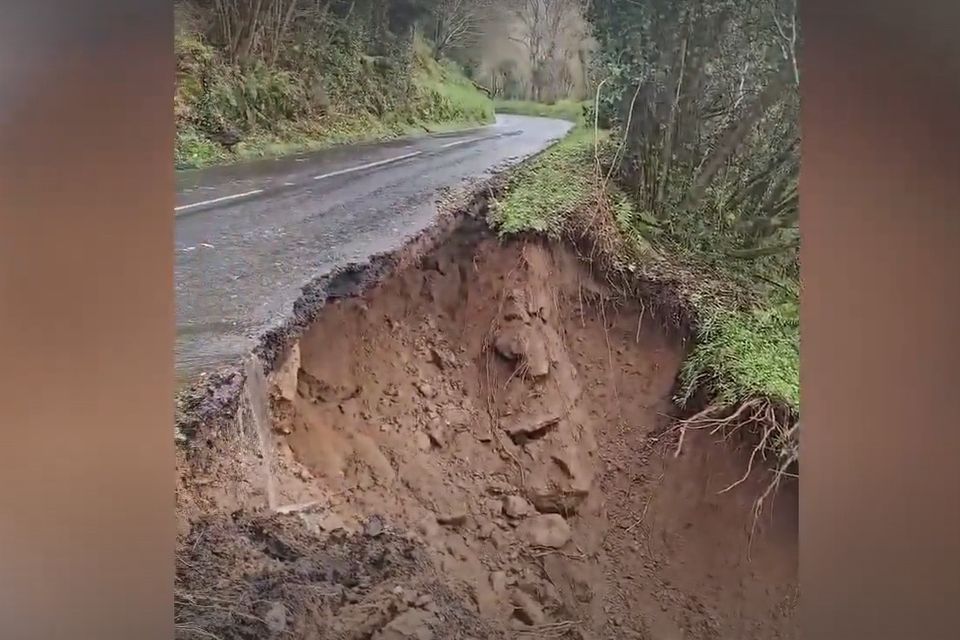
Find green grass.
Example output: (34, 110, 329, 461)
(175, 110, 490, 170)
(494, 126, 800, 417)
(494, 99, 588, 123)
(414, 51, 495, 125)
(175, 35, 494, 170)
(678, 298, 800, 411)
(175, 125, 228, 168)
(493, 127, 599, 234)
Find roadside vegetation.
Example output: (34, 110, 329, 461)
(493, 98, 588, 123)
(174, 1, 494, 169)
(495, 0, 801, 514)
(173, 0, 602, 169)
(493, 128, 597, 234)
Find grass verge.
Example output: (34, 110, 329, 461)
(175, 115, 489, 170)
(493, 128, 598, 234)
(494, 99, 588, 123)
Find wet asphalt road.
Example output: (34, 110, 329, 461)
(175, 114, 573, 383)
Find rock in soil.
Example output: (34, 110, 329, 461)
(502, 495, 534, 519)
(429, 346, 456, 370)
(263, 602, 287, 634)
(373, 608, 438, 640)
(318, 511, 346, 532)
(518, 514, 572, 548)
(426, 422, 446, 447)
(499, 412, 560, 443)
(511, 589, 547, 625)
(365, 514, 385, 537)
(477, 521, 495, 539)
(436, 509, 469, 528)
(527, 486, 589, 515)
(490, 570, 508, 595)
(520, 334, 551, 378)
(415, 431, 432, 452)
(415, 381, 437, 399)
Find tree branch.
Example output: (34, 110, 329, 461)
(726, 238, 799, 259)
(685, 69, 790, 209)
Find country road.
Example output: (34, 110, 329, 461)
(175, 113, 573, 383)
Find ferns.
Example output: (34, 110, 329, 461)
(174, 15, 493, 169)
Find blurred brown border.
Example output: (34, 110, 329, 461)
(2, 0, 960, 638)
(802, 1, 960, 638)
(0, 2, 173, 639)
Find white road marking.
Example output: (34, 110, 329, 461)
(175, 136, 494, 214)
(312, 151, 422, 181)
(175, 188, 264, 212)
(441, 136, 483, 149)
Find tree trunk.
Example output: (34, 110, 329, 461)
(269, 0, 300, 66)
(656, 12, 691, 207)
(234, 0, 265, 65)
(685, 71, 789, 209)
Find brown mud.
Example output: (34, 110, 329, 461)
(176, 211, 797, 639)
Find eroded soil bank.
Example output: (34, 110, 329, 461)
(176, 219, 798, 640)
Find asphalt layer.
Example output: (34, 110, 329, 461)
(175, 114, 573, 383)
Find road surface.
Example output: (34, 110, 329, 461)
(175, 114, 573, 383)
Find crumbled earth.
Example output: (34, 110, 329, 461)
(176, 226, 798, 640)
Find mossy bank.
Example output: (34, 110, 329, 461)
(175, 1, 494, 169)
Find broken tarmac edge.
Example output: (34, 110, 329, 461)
(174, 171, 513, 445)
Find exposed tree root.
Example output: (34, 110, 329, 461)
(516, 620, 581, 638)
(671, 396, 798, 546)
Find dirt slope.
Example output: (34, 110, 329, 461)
(176, 220, 797, 640)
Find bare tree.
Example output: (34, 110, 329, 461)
(209, 0, 337, 65)
(507, 0, 583, 101)
(212, 0, 265, 64)
(210, 0, 294, 64)
(262, 0, 303, 65)
(770, 0, 799, 86)
(430, 0, 493, 58)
